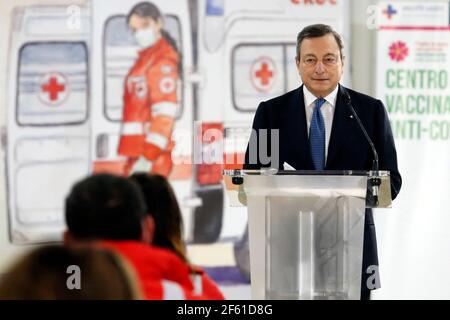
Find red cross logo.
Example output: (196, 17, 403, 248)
(38, 72, 69, 106)
(255, 63, 273, 86)
(382, 4, 397, 20)
(42, 76, 65, 101)
(159, 76, 176, 94)
(251, 57, 276, 92)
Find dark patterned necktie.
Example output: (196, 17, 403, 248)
(309, 98, 326, 170)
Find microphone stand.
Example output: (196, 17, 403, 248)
(342, 88, 381, 207)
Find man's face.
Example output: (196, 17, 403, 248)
(296, 34, 344, 98)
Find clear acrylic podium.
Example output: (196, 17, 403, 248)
(223, 169, 392, 300)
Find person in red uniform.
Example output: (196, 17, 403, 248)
(118, 2, 179, 177)
(63, 173, 202, 299)
(130, 173, 225, 300)
(100, 240, 195, 300)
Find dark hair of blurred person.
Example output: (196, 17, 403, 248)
(130, 173, 186, 261)
(63, 173, 199, 300)
(130, 173, 225, 299)
(0, 245, 141, 300)
(65, 173, 149, 242)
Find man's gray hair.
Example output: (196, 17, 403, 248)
(296, 24, 344, 61)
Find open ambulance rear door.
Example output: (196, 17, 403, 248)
(4, 4, 91, 246)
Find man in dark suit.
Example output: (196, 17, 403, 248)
(243, 24, 402, 299)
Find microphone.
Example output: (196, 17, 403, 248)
(341, 87, 381, 206)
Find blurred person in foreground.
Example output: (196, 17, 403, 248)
(0, 245, 141, 299)
(63, 173, 203, 299)
(130, 173, 225, 299)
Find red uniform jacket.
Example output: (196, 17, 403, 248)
(118, 37, 179, 162)
(99, 241, 196, 300)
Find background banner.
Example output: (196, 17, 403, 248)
(375, 1, 450, 299)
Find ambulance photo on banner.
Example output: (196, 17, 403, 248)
(0, 0, 352, 298)
(375, 1, 450, 299)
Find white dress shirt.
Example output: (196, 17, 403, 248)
(303, 85, 338, 161)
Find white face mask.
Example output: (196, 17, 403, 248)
(134, 26, 158, 48)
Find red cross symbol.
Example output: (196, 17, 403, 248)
(159, 76, 176, 94)
(41, 76, 66, 101)
(255, 62, 273, 86)
(251, 57, 276, 92)
(382, 4, 397, 20)
(163, 81, 172, 90)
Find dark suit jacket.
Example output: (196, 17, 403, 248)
(244, 84, 402, 290)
